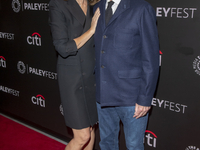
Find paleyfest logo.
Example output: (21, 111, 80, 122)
(156, 7, 197, 18)
(193, 56, 200, 76)
(0, 85, 20, 97)
(17, 61, 57, 80)
(12, 0, 49, 13)
(27, 32, 41, 46)
(0, 56, 6, 68)
(17, 61, 26, 74)
(31, 94, 45, 107)
(186, 146, 200, 150)
(144, 130, 157, 148)
(12, 0, 21, 13)
(0, 32, 15, 40)
(152, 98, 187, 114)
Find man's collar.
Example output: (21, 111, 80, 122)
(106, 0, 121, 5)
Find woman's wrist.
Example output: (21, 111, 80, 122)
(89, 27, 95, 35)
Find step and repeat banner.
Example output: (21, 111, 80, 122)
(0, 0, 200, 150)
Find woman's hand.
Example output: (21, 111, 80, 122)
(74, 8, 100, 49)
(90, 8, 100, 33)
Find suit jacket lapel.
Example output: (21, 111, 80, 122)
(83, 5, 91, 33)
(64, 0, 86, 26)
(99, 0, 106, 30)
(107, 0, 130, 26)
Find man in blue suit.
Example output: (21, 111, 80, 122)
(94, 0, 159, 149)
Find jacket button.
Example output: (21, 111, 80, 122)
(101, 50, 105, 54)
(94, 84, 96, 86)
(101, 65, 105, 68)
(79, 86, 82, 89)
(81, 59, 84, 62)
(82, 72, 86, 76)
(103, 35, 107, 38)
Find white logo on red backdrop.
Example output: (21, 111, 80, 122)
(31, 94, 45, 107)
(152, 98, 188, 114)
(156, 7, 197, 18)
(27, 32, 41, 46)
(193, 56, 200, 76)
(0, 32, 15, 40)
(144, 130, 157, 148)
(0, 56, 6, 68)
(186, 146, 200, 150)
(12, 0, 21, 13)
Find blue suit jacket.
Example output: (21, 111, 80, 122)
(94, 0, 159, 107)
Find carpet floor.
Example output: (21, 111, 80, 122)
(0, 114, 66, 150)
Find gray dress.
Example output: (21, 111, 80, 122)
(49, 0, 98, 129)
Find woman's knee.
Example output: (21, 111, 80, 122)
(73, 128, 91, 144)
(80, 129, 91, 142)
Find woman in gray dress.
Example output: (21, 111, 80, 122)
(49, 0, 100, 149)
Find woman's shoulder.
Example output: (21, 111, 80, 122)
(49, 0, 72, 14)
(49, 0, 66, 8)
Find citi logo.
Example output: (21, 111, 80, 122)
(159, 50, 162, 66)
(0, 56, 6, 68)
(144, 130, 157, 148)
(27, 32, 41, 46)
(31, 94, 45, 107)
(186, 146, 200, 150)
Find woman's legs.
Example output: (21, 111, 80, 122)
(83, 127, 95, 150)
(65, 127, 95, 150)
